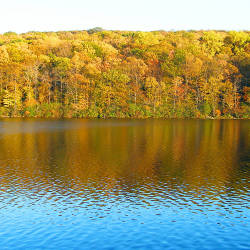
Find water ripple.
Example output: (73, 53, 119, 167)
(0, 119, 249, 249)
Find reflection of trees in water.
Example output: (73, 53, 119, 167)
(0, 120, 249, 198)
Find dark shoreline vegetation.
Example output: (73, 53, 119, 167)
(0, 29, 249, 118)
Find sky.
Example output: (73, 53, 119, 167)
(0, 0, 249, 34)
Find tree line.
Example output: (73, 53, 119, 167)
(0, 29, 249, 118)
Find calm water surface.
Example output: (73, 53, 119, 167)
(0, 119, 249, 249)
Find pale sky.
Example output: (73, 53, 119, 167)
(0, 0, 249, 33)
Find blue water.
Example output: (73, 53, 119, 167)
(0, 119, 249, 249)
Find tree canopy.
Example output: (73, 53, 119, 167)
(0, 29, 249, 118)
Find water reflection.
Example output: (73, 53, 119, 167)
(0, 119, 249, 249)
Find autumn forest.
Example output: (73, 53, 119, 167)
(0, 29, 249, 118)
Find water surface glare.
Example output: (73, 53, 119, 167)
(0, 119, 249, 249)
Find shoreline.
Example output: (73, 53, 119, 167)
(0, 115, 249, 120)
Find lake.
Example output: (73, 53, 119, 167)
(0, 119, 249, 249)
